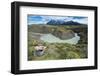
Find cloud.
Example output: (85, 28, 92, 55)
(28, 15, 47, 25)
(73, 17, 88, 24)
(28, 15, 88, 25)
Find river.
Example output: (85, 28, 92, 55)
(40, 33, 80, 44)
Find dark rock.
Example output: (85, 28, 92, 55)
(47, 20, 82, 25)
(52, 27, 75, 40)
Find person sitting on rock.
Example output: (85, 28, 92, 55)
(34, 44, 46, 57)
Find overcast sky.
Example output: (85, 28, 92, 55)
(27, 15, 88, 25)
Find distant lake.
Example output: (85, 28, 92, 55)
(40, 33, 80, 44)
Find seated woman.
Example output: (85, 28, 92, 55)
(34, 44, 46, 57)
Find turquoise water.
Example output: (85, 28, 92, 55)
(40, 33, 80, 44)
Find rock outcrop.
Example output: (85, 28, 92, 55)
(52, 27, 75, 40)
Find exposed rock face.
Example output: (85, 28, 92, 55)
(52, 27, 75, 40)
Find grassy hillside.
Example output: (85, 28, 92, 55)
(28, 24, 88, 61)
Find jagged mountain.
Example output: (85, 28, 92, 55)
(62, 21, 82, 25)
(47, 19, 82, 25)
(47, 19, 64, 25)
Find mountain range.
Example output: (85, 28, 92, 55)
(47, 19, 83, 25)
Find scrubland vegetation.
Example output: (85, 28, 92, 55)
(28, 25, 88, 61)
